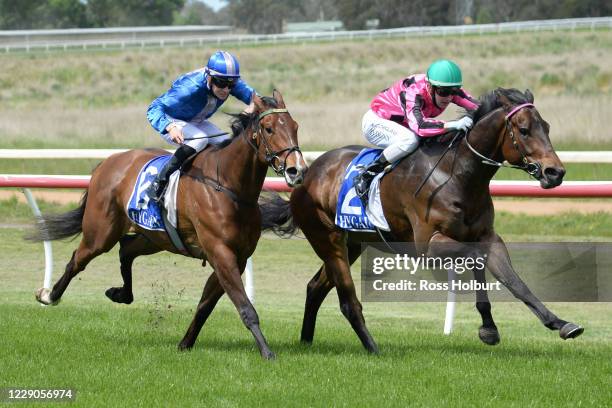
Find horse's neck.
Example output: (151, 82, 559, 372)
(216, 132, 268, 198)
(456, 111, 506, 189)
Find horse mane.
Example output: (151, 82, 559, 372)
(229, 96, 279, 138)
(470, 88, 532, 124)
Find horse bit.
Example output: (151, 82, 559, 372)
(248, 108, 302, 176)
(465, 103, 542, 178)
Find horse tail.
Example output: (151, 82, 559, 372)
(27, 191, 88, 242)
(259, 192, 298, 238)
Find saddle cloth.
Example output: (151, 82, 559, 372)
(127, 156, 180, 231)
(334, 148, 391, 232)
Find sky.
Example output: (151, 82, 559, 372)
(199, 0, 228, 12)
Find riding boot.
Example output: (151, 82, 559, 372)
(353, 155, 389, 204)
(146, 144, 197, 203)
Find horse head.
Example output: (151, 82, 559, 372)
(251, 90, 307, 187)
(470, 88, 565, 189)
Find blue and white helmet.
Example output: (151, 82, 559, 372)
(206, 50, 240, 78)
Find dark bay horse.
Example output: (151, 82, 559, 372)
(261, 88, 583, 353)
(31, 91, 307, 359)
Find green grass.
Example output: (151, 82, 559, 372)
(0, 30, 610, 149)
(0, 213, 611, 406)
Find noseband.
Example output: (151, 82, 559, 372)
(248, 108, 302, 176)
(466, 103, 542, 178)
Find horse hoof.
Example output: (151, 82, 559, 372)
(559, 322, 584, 340)
(366, 344, 380, 355)
(300, 338, 313, 346)
(35, 288, 59, 306)
(479, 326, 500, 345)
(105, 287, 133, 304)
(261, 350, 276, 360)
(177, 342, 192, 352)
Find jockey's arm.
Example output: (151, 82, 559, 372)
(231, 80, 257, 115)
(453, 89, 480, 111)
(147, 81, 196, 136)
(406, 95, 447, 137)
(242, 99, 256, 115)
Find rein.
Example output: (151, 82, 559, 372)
(187, 107, 300, 206)
(413, 131, 464, 197)
(465, 103, 542, 177)
(246, 108, 303, 176)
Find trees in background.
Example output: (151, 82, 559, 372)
(474, 0, 612, 24)
(0, 0, 186, 29)
(0, 0, 610, 31)
(0, 0, 88, 29)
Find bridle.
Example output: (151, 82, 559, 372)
(247, 108, 303, 176)
(188, 107, 302, 207)
(465, 103, 542, 178)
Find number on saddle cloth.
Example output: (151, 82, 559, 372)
(127, 155, 173, 231)
(334, 148, 389, 232)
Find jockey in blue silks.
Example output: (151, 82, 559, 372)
(145, 50, 257, 202)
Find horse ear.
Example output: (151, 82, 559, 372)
(272, 89, 286, 108)
(252, 94, 266, 113)
(525, 89, 534, 103)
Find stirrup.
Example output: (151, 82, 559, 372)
(146, 181, 165, 203)
(353, 173, 371, 199)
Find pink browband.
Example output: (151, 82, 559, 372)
(505, 103, 534, 120)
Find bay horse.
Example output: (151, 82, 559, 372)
(260, 88, 583, 353)
(31, 90, 307, 359)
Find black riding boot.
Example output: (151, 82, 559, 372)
(353, 155, 389, 203)
(146, 144, 197, 203)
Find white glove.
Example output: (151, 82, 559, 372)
(444, 116, 473, 132)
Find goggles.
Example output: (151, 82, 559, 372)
(435, 87, 460, 97)
(211, 76, 237, 89)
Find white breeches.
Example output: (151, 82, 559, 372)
(162, 116, 232, 152)
(361, 109, 419, 163)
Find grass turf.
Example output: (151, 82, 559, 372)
(0, 227, 610, 407)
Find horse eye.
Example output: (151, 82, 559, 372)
(519, 127, 529, 136)
(266, 127, 273, 134)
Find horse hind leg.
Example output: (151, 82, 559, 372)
(301, 243, 361, 345)
(178, 271, 225, 350)
(301, 265, 334, 344)
(315, 232, 378, 353)
(105, 234, 161, 304)
(36, 211, 125, 306)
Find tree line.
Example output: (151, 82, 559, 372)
(1, 0, 610, 32)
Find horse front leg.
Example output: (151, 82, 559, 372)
(422, 231, 500, 344)
(484, 233, 584, 340)
(205, 245, 275, 359)
(473, 264, 500, 345)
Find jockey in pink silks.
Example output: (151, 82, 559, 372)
(353, 59, 480, 199)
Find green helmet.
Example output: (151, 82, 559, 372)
(426, 59, 463, 87)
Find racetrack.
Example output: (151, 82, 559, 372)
(1, 225, 610, 406)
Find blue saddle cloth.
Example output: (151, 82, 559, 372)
(126, 155, 172, 231)
(334, 148, 383, 232)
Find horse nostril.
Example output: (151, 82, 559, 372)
(544, 167, 565, 180)
(286, 167, 298, 178)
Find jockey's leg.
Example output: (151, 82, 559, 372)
(147, 143, 196, 202)
(354, 110, 418, 202)
(147, 120, 226, 202)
